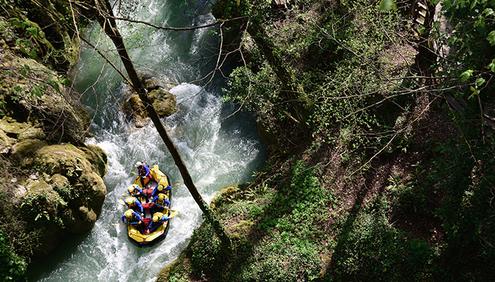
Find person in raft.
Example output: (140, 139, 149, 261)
(148, 211, 170, 232)
(122, 209, 143, 230)
(127, 184, 143, 198)
(134, 161, 171, 197)
(151, 193, 170, 213)
(124, 196, 144, 214)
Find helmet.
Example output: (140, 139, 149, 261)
(125, 197, 136, 206)
(135, 161, 144, 168)
(152, 212, 164, 222)
(124, 209, 134, 219)
(128, 184, 140, 194)
(127, 185, 135, 193)
(158, 193, 168, 201)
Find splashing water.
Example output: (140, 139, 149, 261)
(30, 1, 264, 281)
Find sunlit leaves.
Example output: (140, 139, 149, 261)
(475, 77, 486, 87)
(487, 30, 495, 45)
(379, 0, 396, 11)
(460, 69, 474, 82)
(488, 59, 495, 72)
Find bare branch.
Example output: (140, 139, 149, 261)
(112, 15, 247, 31)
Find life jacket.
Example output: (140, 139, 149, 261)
(133, 165, 168, 189)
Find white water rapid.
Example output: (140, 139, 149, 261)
(29, 1, 264, 281)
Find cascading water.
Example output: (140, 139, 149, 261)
(29, 1, 264, 281)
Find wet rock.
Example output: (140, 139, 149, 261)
(80, 144, 108, 176)
(123, 94, 149, 128)
(149, 88, 177, 117)
(122, 79, 177, 127)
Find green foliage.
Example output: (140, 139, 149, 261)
(20, 191, 66, 229)
(0, 0, 80, 70)
(379, 0, 396, 11)
(0, 230, 27, 282)
(8, 17, 54, 60)
(419, 135, 495, 280)
(231, 161, 336, 281)
(331, 198, 433, 281)
(440, 0, 495, 98)
(225, 0, 411, 151)
(188, 222, 223, 278)
(240, 234, 321, 281)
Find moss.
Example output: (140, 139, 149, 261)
(122, 75, 178, 128)
(20, 178, 67, 228)
(0, 128, 15, 152)
(80, 144, 108, 176)
(0, 50, 89, 144)
(211, 185, 239, 209)
(188, 223, 224, 278)
(157, 255, 192, 282)
(149, 88, 177, 117)
(0, 117, 45, 140)
(11, 139, 47, 165)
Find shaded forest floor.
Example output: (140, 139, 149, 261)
(158, 0, 495, 280)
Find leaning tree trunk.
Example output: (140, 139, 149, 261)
(91, 0, 231, 247)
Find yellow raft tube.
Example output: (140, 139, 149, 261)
(127, 165, 173, 246)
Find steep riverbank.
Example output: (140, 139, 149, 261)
(160, 0, 495, 280)
(0, 2, 108, 279)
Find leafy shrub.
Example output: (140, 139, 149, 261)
(331, 199, 433, 281)
(188, 222, 224, 278)
(0, 230, 27, 281)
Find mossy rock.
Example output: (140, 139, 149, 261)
(122, 87, 177, 127)
(229, 220, 254, 240)
(29, 143, 107, 218)
(20, 178, 67, 227)
(123, 94, 149, 128)
(0, 50, 90, 144)
(0, 117, 45, 141)
(11, 139, 47, 165)
(142, 75, 176, 91)
(17, 143, 108, 255)
(211, 185, 239, 209)
(149, 88, 177, 117)
(80, 144, 108, 176)
(0, 128, 15, 154)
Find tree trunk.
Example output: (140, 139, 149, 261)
(92, 0, 231, 247)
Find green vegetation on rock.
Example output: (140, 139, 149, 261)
(0, 1, 108, 277)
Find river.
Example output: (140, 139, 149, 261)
(29, 0, 264, 281)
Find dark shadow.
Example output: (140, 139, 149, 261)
(320, 157, 393, 281)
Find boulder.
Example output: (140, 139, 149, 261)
(16, 143, 108, 256)
(122, 79, 177, 127)
(123, 94, 149, 128)
(31, 144, 107, 214)
(11, 139, 47, 165)
(0, 50, 90, 144)
(149, 88, 177, 117)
